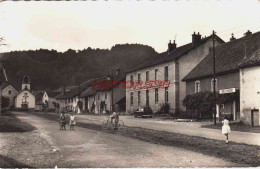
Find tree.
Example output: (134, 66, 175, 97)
(2, 96, 9, 108)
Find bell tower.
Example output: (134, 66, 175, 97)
(22, 75, 31, 90)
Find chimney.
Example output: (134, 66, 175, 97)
(230, 33, 236, 41)
(61, 86, 66, 95)
(168, 40, 177, 53)
(115, 68, 120, 76)
(244, 30, 252, 37)
(192, 32, 202, 46)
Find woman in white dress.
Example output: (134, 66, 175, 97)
(69, 114, 76, 130)
(222, 116, 231, 143)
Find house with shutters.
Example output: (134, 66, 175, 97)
(125, 32, 224, 114)
(183, 30, 260, 123)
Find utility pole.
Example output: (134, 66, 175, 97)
(111, 68, 114, 112)
(212, 30, 217, 125)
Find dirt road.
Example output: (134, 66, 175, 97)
(0, 111, 241, 168)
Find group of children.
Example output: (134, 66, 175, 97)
(59, 112, 76, 130)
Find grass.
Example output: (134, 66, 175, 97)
(25, 111, 260, 167)
(0, 112, 36, 132)
(202, 121, 260, 133)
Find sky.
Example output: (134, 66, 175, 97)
(0, 0, 260, 53)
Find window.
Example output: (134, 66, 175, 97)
(105, 92, 107, 99)
(165, 88, 168, 103)
(94, 96, 95, 101)
(138, 91, 141, 105)
(155, 69, 158, 80)
(130, 75, 133, 83)
(25, 85, 28, 90)
(98, 94, 100, 100)
(211, 78, 218, 92)
(195, 81, 200, 93)
(138, 73, 141, 82)
(164, 66, 168, 80)
(155, 89, 159, 103)
(146, 90, 149, 106)
(8, 90, 11, 95)
(130, 92, 133, 105)
(146, 71, 149, 81)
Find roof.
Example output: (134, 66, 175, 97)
(46, 91, 60, 98)
(55, 78, 94, 99)
(79, 74, 126, 98)
(127, 35, 224, 73)
(183, 31, 260, 81)
(35, 92, 44, 105)
(239, 48, 260, 68)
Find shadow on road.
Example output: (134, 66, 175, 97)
(0, 112, 36, 132)
(0, 154, 31, 168)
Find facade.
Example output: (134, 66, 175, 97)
(239, 45, 260, 125)
(79, 74, 126, 114)
(183, 30, 260, 123)
(2, 83, 19, 109)
(126, 32, 224, 114)
(15, 75, 35, 110)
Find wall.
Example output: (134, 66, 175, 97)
(126, 61, 175, 113)
(15, 90, 35, 108)
(178, 39, 222, 112)
(2, 85, 19, 108)
(186, 72, 240, 95)
(240, 66, 260, 125)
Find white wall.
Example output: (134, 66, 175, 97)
(15, 90, 35, 108)
(240, 66, 260, 125)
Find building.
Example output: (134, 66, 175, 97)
(126, 32, 224, 114)
(183, 30, 260, 122)
(45, 91, 60, 110)
(239, 42, 260, 126)
(79, 73, 126, 114)
(14, 75, 35, 110)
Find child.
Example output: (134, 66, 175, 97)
(60, 112, 66, 130)
(69, 113, 76, 130)
(222, 116, 231, 143)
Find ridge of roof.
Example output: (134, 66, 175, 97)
(183, 31, 260, 81)
(127, 34, 224, 74)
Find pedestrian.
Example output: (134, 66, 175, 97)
(222, 116, 231, 143)
(69, 113, 76, 130)
(60, 111, 66, 130)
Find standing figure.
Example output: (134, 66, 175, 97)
(60, 111, 66, 130)
(69, 113, 76, 130)
(222, 116, 231, 143)
(110, 111, 119, 130)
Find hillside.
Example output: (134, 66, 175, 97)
(0, 44, 157, 90)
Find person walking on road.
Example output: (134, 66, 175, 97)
(60, 111, 66, 130)
(222, 116, 231, 143)
(69, 113, 76, 130)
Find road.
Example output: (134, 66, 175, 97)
(77, 114, 260, 146)
(0, 111, 241, 168)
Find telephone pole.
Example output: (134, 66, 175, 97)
(212, 30, 217, 125)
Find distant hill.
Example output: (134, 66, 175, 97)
(0, 44, 157, 90)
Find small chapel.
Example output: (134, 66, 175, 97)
(14, 75, 35, 110)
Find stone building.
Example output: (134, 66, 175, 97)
(126, 32, 224, 114)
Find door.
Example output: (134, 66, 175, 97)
(253, 111, 259, 126)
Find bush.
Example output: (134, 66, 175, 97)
(156, 102, 170, 114)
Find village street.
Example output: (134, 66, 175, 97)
(0, 111, 244, 168)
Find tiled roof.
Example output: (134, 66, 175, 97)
(127, 35, 224, 73)
(239, 48, 260, 68)
(183, 31, 260, 81)
(46, 91, 60, 98)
